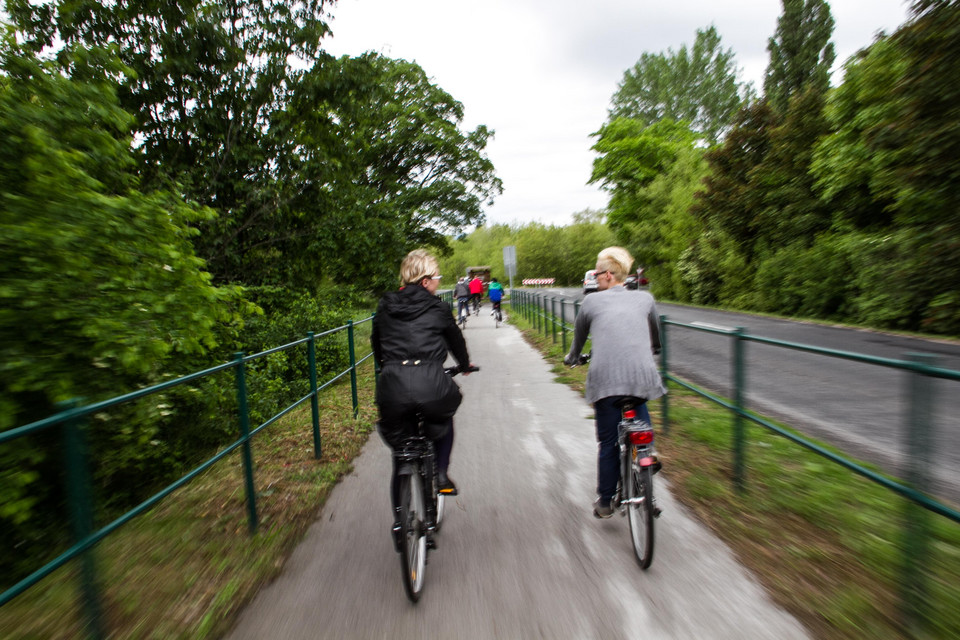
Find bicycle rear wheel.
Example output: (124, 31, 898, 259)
(626, 458, 655, 569)
(398, 472, 427, 601)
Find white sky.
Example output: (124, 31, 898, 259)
(323, 0, 912, 227)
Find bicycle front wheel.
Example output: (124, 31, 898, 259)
(627, 458, 655, 569)
(398, 472, 427, 601)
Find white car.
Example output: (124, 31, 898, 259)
(583, 269, 598, 294)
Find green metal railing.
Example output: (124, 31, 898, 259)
(658, 318, 960, 633)
(512, 288, 960, 631)
(0, 314, 375, 638)
(510, 289, 579, 353)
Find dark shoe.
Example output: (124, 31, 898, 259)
(651, 454, 662, 474)
(438, 470, 458, 495)
(593, 499, 614, 519)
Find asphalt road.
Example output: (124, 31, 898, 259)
(542, 288, 960, 503)
(225, 308, 808, 640)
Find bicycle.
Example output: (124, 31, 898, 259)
(492, 301, 503, 328)
(574, 354, 660, 569)
(614, 397, 660, 569)
(471, 294, 481, 316)
(457, 303, 468, 330)
(393, 364, 479, 602)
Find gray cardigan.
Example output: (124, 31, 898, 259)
(565, 286, 667, 405)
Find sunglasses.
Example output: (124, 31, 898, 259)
(424, 274, 442, 280)
(594, 270, 610, 278)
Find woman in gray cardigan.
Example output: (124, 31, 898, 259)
(564, 246, 666, 518)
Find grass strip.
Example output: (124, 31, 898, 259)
(509, 302, 960, 640)
(0, 360, 379, 640)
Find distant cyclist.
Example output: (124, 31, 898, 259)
(454, 277, 471, 323)
(468, 275, 483, 314)
(564, 246, 665, 519)
(488, 278, 504, 318)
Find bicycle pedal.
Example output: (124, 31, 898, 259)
(426, 536, 437, 550)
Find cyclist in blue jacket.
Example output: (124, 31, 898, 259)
(488, 278, 504, 318)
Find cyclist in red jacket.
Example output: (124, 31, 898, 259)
(468, 276, 483, 314)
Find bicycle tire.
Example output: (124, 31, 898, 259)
(435, 492, 445, 532)
(627, 458, 655, 569)
(398, 472, 427, 601)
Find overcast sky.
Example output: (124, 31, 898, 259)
(323, 0, 912, 228)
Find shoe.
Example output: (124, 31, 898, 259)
(593, 499, 614, 519)
(438, 470, 459, 495)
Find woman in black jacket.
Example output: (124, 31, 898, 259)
(371, 250, 474, 514)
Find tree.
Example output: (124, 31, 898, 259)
(764, 0, 835, 115)
(811, 1, 960, 333)
(6, 2, 502, 293)
(609, 26, 750, 145)
(0, 41, 245, 576)
(285, 54, 502, 291)
(590, 118, 700, 227)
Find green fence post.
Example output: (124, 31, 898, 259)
(307, 332, 322, 459)
(60, 400, 106, 640)
(560, 299, 567, 353)
(660, 316, 670, 435)
(902, 353, 937, 634)
(732, 327, 746, 493)
(550, 297, 557, 343)
(348, 320, 359, 419)
(234, 353, 258, 534)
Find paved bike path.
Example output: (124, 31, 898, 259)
(226, 309, 809, 640)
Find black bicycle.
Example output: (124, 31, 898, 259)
(493, 301, 503, 328)
(614, 398, 660, 569)
(457, 303, 468, 330)
(574, 354, 660, 569)
(393, 364, 479, 602)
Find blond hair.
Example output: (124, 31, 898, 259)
(399, 249, 439, 285)
(596, 246, 634, 282)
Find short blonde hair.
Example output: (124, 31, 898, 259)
(596, 246, 634, 282)
(399, 249, 439, 285)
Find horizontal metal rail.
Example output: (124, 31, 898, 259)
(0, 313, 376, 631)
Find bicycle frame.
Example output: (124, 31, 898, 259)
(617, 414, 655, 508)
(393, 436, 440, 533)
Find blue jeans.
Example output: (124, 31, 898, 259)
(457, 297, 469, 319)
(594, 396, 651, 504)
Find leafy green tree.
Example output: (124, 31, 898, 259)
(749, 86, 831, 248)
(0, 42, 245, 576)
(811, 37, 904, 231)
(610, 144, 709, 298)
(811, 1, 960, 333)
(6, 2, 502, 293)
(286, 54, 502, 291)
(609, 26, 749, 144)
(764, 0, 835, 115)
(692, 101, 775, 254)
(590, 118, 700, 241)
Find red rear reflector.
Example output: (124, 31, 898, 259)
(623, 409, 636, 419)
(628, 430, 654, 445)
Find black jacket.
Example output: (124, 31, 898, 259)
(371, 285, 470, 443)
(372, 285, 469, 367)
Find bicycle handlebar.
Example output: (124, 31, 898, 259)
(445, 364, 480, 376)
(569, 352, 591, 367)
